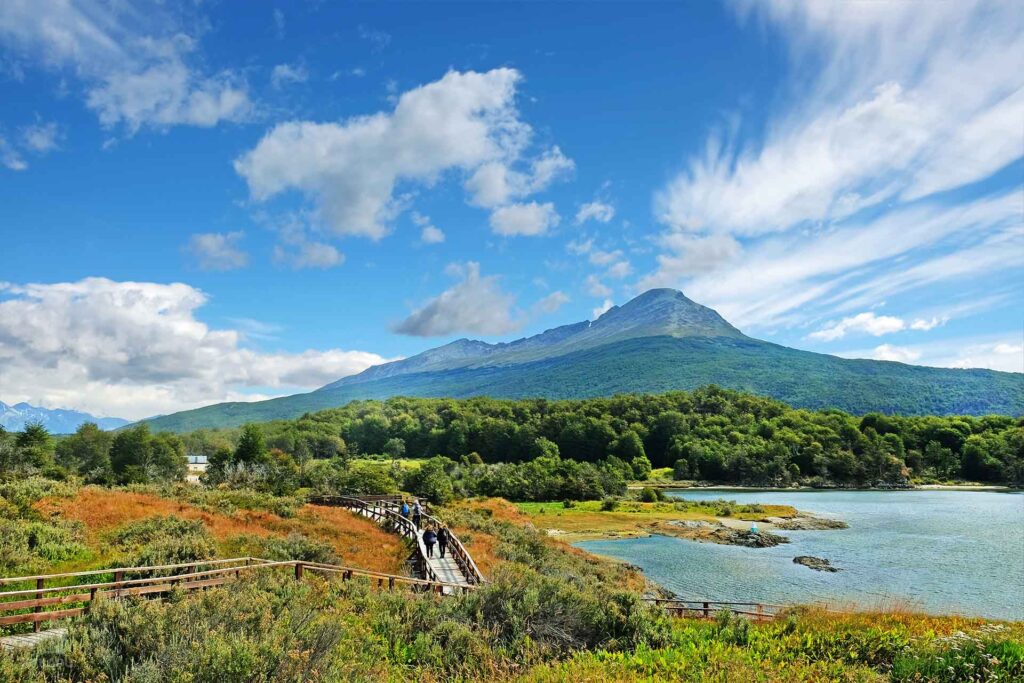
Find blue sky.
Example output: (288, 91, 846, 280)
(0, 1, 1021, 420)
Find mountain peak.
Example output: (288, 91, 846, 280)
(594, 288, 744, 338)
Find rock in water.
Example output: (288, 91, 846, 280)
(793, 556, 840, 572)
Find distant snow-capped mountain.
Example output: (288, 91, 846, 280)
(0, 401, 129, 433)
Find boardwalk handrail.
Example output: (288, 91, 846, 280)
(646, 598, 785, 621)
(0, 556, 476, 631)
(310, 494, 486, 586)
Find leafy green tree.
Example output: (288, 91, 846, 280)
(110, 424, 154, 484)
(234, 424, 267, 464)
(14, 422, 53, 469)
(55, 422, 113, 483)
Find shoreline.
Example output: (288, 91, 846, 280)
(629, 482, 1018, 492)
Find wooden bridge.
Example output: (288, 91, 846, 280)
(0, 493, 781, 649)
(308, 494, 485, 588)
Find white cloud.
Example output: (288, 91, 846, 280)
(909, 317, 946, 331)
(533, 290, 570, 314)
(659, 1, 1023, 236)
(411, 211, 445, 244)
(810, 312, 906, 341)
(20, 122, 59, 152)
(393, 262, 521, 337)
(0, 2, 253, 133)
(489, 201, 560, 237)
(643, 1, 1024, 332)
(566, 238, 593, 255)
(605, 261, 632, 279)
(273, 240, 343, 269)
(585, 275, 612, 298)
(236, 69, 530, 240)
(0, 278, 392, 419)
(271, 62, 308, 88)
(948, 342, 1023, 373)
(464, 146, 574, 208)
(871, 344, 922, 363)
(588, 249, 621, 266)
(592, 299, 613, 319)
(0, 136, 26, 171)
(420, 225, 445, 244)
(574, 200, 614, 225)
(187, 231, 249, 271)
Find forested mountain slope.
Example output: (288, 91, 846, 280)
(143, 290, 1022, 432)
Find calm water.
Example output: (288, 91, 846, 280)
(576, 489, 1024, 620)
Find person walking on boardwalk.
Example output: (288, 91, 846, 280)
(437, 526, 450, 559)
(423, 527, 437, 558)
(412, 501, 422, 530)
(400, 500, 410, 519)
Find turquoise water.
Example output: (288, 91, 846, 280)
(576, 489, 1024, 620)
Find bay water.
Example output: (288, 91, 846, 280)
(576, 489, 1024, 620)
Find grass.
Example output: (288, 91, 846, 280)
(350, 457, 424, 471)
(31, 485, 408, 575)
(514, 499, 798, 540)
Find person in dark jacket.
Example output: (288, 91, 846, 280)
(437, 526, 450, 559)
(411, 502, 422, 530)
(423, 527, 437, 558)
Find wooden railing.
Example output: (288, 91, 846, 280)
(0, 556, 475, 632)
(647, 598, 784, 622)
(308, 494, 486, 586)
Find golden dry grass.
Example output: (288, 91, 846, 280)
(34, 488, 408, 574)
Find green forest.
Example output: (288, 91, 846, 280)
(4, 386, 1021, 504)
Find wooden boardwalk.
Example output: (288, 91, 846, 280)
(0, 627, 67, 650)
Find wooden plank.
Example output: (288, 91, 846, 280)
(0, 607, 84, 626)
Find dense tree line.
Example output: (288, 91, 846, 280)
(183, 386, 1024, 487)
(0, 422, 187, 484)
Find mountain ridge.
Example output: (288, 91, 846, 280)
(0, 400, 129, 433)
(141, 289, 1023, 432)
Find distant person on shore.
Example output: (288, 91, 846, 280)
(412, 501, 422, 530)
(423, 527, 437, 557)
(437, 526, 450, 559)
(400, 501, 410, 519)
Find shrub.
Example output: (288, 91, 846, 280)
(600, 497, 620, 512)
(109, 516, 216, 569)
(229, 532, 339, 564)
(637, 487, 663, 503)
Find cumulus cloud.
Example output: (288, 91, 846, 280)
(585, 275, 612, 298)
(642, 1, 1024, 331)
(236, 69, 530, 240)
(871, 344, 922, 363)
(574, 200, 614, 225)
(533, 290, 570, 315)
(592, 299, 613, 319)
(0, 1, 252, 133)
(20, 122, 60, 152)
(464, 146, 574, 208)
(489, 201, 560, 237)
(187, 231, 249, 271)
(810, 312, 906, 341)
(270, 62, 308, 89)
(0, 278, 392, 419)
(272, 240, 343, 269)
(393, 262, 521, 337)
(412, 212, 445, 244)
(0, 136, 25, 171)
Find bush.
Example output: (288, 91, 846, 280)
(109, 516, 216, 569)
(228, 532, 339, 564)
(600, 497, 620, 512)
(637, 487, 663, 503)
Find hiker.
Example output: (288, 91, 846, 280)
(423, 526, 437, 558)
(437, 526, 450, 559)
(412, 501, 422, 530)
(400, 500, 410, 519)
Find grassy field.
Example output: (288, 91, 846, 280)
(515, 498, 798, 540)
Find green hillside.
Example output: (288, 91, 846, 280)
(143, 335, 1023, 432)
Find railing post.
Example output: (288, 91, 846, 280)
(703, 601, 709, 619)
(756, 604, 764, 621)
(295, 562, 304, 581)
(87, 587, 97, 614)
(33, 577, 43, 632)
(114, 570, 124, 599)
(388, 577, 395, 591)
